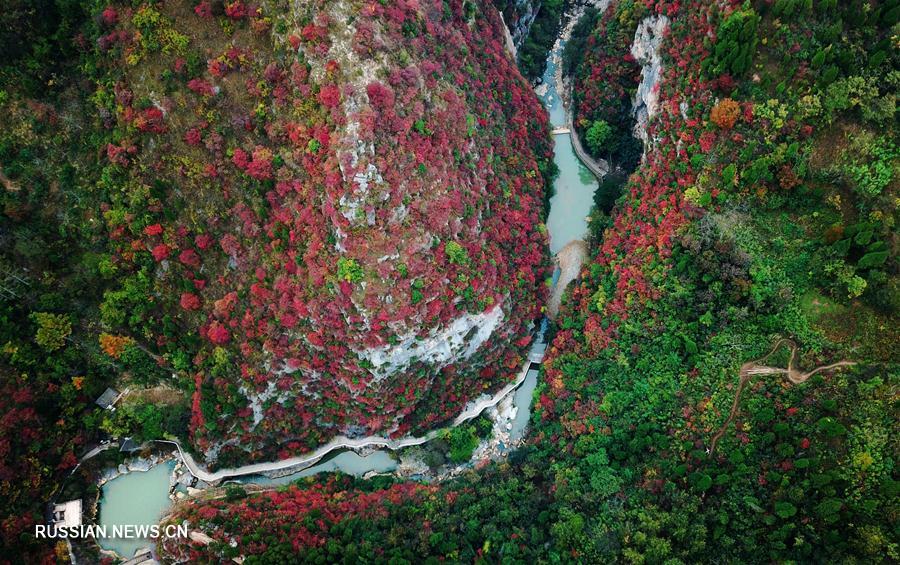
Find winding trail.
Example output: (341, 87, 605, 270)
(158, 340, 546, 483)
(708, 339, 855, 456)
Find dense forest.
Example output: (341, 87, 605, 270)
(161, 0, 898, 562)
(0, 1, 125, 561)
(1, 0, 897, 563)
(71, 0, 557, 468)
(2, 0, 555, 560)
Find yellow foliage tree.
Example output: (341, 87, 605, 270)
(99, 333, 134, 359)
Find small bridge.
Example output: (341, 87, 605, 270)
(551, 126, 571, 135)
(527, 339, 547, 364)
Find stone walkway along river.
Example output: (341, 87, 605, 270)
(156, 338, 547, 483)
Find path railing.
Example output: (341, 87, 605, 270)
(565, 98, 609, 180)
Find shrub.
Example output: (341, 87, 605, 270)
(710, 98, 741, 129)
(774, 501, 797, 519)
(336, 257, 364, 282)
(99, 333, 134, 359)
(225, 485, 247, 501)
(445, 241, 468, 265)
(585, 119, 613, 156)
(31, 312, 71, 351)
(811, 48, 827, 69)
(857, 251, 888, 269)
(824, 260, 867, 298)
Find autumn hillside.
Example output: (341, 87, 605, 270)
(85, 0, 556, 466)
(159, 0, 898, 562)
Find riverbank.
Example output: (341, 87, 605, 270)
(548, 239, 589, 319)
(88, 450, 202, 561)
(553, 3, 610, 181)
(157, 337, 545, 483)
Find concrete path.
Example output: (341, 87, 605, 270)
(566, 110, 609, 180)
(158, 340, 547, 483)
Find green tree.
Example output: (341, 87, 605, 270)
(445, 241, 469, 265)
(703, 5, 760, 77)
(585, 119, 613, 157)
(336, 257, 364, 282)
(31, 312, 71, 351)
(446, 425, 478, 463)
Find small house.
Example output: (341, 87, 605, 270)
(119, 437, 139, 453)
(95, 387, 120, 410)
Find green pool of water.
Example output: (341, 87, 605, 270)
(98, 460, 175, 559)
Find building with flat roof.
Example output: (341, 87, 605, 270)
(50, 499, 82, 528)
(95, 387, 120, 410)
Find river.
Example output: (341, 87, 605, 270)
(96, 11, 599, 560)
(540, 25, 600, 254)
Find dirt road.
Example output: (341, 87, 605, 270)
(708, 339, 855, 456)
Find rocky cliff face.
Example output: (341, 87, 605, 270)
(630, 14, 670, 144)
(95, 0, 553, 465)
(494, 0, 542, 47)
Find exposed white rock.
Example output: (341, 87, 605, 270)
(355, 305, 505, 381)
(499, 11, 518, 59)
(240, 381, 286, 429)
(397, 452, 430, 476)
(293, 0, 392, 231)
(127, 459, 152, 473)
(496, 393, 518, 424)
(203, 437, 240, 462)
(631, 15, 670, 145)
(177, 471, 194, 487)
